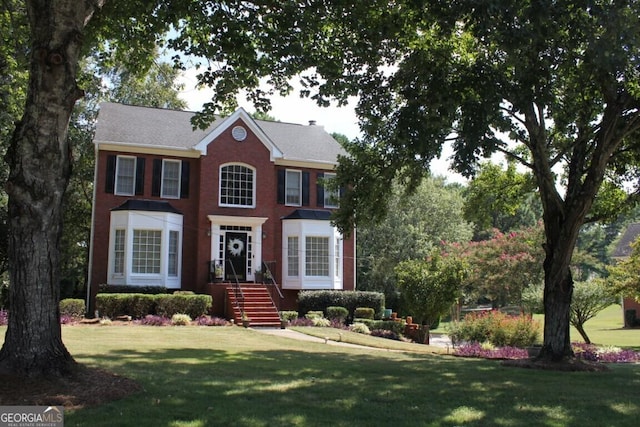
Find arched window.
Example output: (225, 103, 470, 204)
(219, 163, 255, 208)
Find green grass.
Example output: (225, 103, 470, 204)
(2, 324, 638, 426)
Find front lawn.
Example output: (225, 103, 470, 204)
(2, 324, 638, 426)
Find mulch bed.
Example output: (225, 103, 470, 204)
(0, 365, 141, 409)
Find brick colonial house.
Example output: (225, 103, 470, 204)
(88, 102, 356, 324)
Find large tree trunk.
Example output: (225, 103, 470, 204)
(0, 0, 101, 376)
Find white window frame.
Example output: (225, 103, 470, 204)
(108, 211, 183, 289)
(132, 229, 162, 274)
(287, 236, 299, 277)
(168, 230, 179, 277)
(219, 163, 256, 208)
(285, 169, 302, 206)
(113, 229, 125, 275)
(305, 236, 330, 277)
(323, 173, 339, 208)
(161, 159, 181, 199)
(115, 155, 136, 196)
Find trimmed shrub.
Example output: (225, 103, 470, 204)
(349, 322, 371, 334)
(297, 290, 385, 320)
(353, 318, 375, 329)
(155, 294, 212, 318)
(127, 294, 156, 318)
(305, 310, 324, 320)
(354, 307, 375, 320)
(371, 329, 401, 341)
(371, 320, 406, 336)
(280, 311, 299, 322)
(59, 298, 85, 318)
(95, 294, 130, 318)
(171, 313, 192, 326)
(326, 306, 349, 323)
(98, 284, 167, 294)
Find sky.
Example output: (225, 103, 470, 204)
(176, 69, 467, 184)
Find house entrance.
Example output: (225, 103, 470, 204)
(225, 231, 247, 281)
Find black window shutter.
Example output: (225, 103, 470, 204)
(105, 155, 116, 193)
(302, 171, 310, 206)
(277, 169, 285, 204)
(152, 159, 162, 197)
(180, 160, 190, 199)
(135, 157, 145, 195)
(316, 173, 325, 207)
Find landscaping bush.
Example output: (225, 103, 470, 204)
(95, 294, 130, 318)
(280, 311, 299, 322)
(311, 317, 331, 327)
(290, 317, 314, 326)
(349, 322, 371, 334)
(326, 306, 349, 323)
(98, 284, 167, 294)
(353, 318, 375, 329)
(305, 310, 324, 320)
(448, 311, 540, 348)
(171, 313, 192, 326)
(127, 294, 157, 318)
(155, 294, 212, 318)
(371, 320, 406, 336)
(0, 309, 7, 326)
(297, 290, 385, 320)
(354, 307, 375, 320)
(59, 298, 85, 318)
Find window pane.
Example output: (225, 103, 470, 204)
(220, 164, 254, 206)
(162, 160, 181, 198)
(132, 230, 161, 274)
(114, 229, 125, 274)
(116, 157, 135, 195)
(287, 236, 299, 277)
(168, 230, 179, 276)
(285, 170, 301, 206)
(305, 236, 329, 276)
(324, 173, 339, 208)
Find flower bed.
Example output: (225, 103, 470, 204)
(454, 342, 640, 363)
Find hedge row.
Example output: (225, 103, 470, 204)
(96, 293, 212, 319)
(98, 284, 168, 294)
(297, 290, 385, 319)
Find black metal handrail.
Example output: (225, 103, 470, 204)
(261, 261, 284, 300)
(226, 259, 245, 316)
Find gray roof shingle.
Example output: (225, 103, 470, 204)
(613, 223, 640, 258)
(94, 102, 345, 165)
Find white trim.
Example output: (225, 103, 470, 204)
(194, 108, 284, 160)
(96, 142, 202, 158)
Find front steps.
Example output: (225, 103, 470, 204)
(227, 283, 281, 327)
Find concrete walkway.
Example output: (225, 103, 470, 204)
(256, 327, 452, 350)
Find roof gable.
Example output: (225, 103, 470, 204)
(193, 108, 283, 160)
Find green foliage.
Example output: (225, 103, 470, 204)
(357, 177, 473, 308)
(297, 291, 385, 320)
(370, 320, 406, 336)
(59, 299, 86, 319)
(279, 311, 299, 322)
(570, 279, 618, 344)
(521, 283, 544, 315)
(463, 162, 541, 237)
(396, 252, 467, 326)
(349, 322, 371, 335)
(155, 294, 212, 319)
(448, 311, 540, 348)
(609, 238, 640, 300)
(98, 284, 167, 294)
(305, 311, 324, 320)
(96, 293, 212, 319)
(354, 307, 374, 320)
(170, 313, 192, 326)
(325, 306, 348, 322)
(311, 317, 331, 327)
